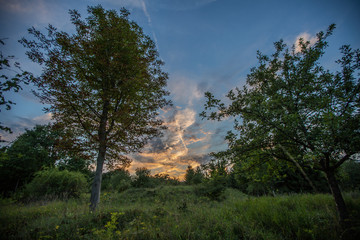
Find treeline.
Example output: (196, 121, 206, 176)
(1, 123, 360, 202)
(0, 124, 179, 200)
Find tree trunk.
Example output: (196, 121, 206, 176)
(325, 169, 349, 226)
(89, 101, 109, 212)
(89, 143, 106, 211)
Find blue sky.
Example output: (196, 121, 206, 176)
(1, 0, 359, 178)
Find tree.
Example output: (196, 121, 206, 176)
(184, 165, 195, 184)
(201, 24, 360, 225)
(0, 39, 29, 136)
(20, 5, 170, 210)
(101, 168, 132, 192)
(185, 165, 204, 184)
(0, 125, 59, 194)
(0, 124, 90, 196)
(339, 158, 360, 191)
(132, 167, 152, 188)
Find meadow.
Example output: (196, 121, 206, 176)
(1, 186, 360, 240)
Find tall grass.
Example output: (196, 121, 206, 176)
(1, 186, 359, 239)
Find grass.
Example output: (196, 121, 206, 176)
(1, 186, 360, 239)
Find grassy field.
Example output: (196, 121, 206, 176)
(1, 186, 360, 239)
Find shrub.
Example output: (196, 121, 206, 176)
(102, 169, 132, 192)
(132, 167, 154, 188)
(23, 168, 87, 200)
(195, 179, 226, 201)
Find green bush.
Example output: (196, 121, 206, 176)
(195, 179, 226, 201)
(23, 168, 87, 200)
(102, 169, 132, 193)
(132, 167, 154, 188)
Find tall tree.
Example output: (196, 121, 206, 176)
(20, 5, 170, 210)
(201, 24, 360, 225)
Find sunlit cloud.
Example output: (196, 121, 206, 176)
(294, 32, 317, 53)
(128, 106, 214, 179)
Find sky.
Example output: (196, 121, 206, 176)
(1, 0, 360, 179)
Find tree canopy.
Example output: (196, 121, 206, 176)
(201, 24, 360, 224)
(20, 5, 170, 210)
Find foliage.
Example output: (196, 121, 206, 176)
(132, 167, 153, 188)
(185, 165, 204, 185)
(20, 5, 170, 210)
(201, 24, 360, 223)
(190, 159, 228, 200)
(0, 125, 58, 194)
(152, 173, 180, 186)
(230, 158, 329, 196)
(1, 186, 360, 239)
(0, 124, 91, 196)
(339, 159, 360, 191)
(101, 169, 132, 193)
(101, 169, 180, 192)
(22, 168, 87, 200)
(0, 39, 29, 135)
(195, 179, 226, 201)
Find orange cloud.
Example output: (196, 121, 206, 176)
(126, 106, 213, 180)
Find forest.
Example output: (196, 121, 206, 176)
(1, 5, 360, 240)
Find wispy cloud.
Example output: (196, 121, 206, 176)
(168, 74, 203, 106)
(140, 0, 151, 24)
(0, 0, 62, 24)
(140, 1, 159, 49)
(156, 0, 217, 11)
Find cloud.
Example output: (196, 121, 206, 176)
(0, 0, 62, 24)
(101, 0, 144, 8)
(127, 106, 216, 179)
(294, 32, 317, 53)
(0, 113, 52, 144)
(156, 0, 217, 11)
(140, 0, 151, 24)
(168, 74, 203, 106)
(100, 0, 151, 22)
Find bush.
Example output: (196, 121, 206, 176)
(102, 169, 132, 192)
(195, 179, 226, 201)
(132, 167, 154, 188)
(23, 168, 87, 200)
